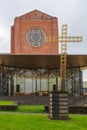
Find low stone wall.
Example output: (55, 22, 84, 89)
(0, 96, 87, 106)
(69, 106, 87, 114)
(0, 101, 18, 111)
(0, 96, 49, 105)
(45, 105, 87, 114)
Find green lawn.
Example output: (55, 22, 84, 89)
(0, 114, 87, 130)
(17, 105, 44, 113)
(0, 101, 14, 105)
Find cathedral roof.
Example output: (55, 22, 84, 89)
(19, 9, 56, 19)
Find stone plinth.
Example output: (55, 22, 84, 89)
(49, 91, 69, 120)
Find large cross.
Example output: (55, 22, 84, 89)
(46, 24, 83, 91)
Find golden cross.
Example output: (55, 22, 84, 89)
(46, 24, 83, 91)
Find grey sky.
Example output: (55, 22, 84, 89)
(0, 0, 87, 54)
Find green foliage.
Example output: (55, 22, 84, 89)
(0, 101, 14, 105)
(0, 114, 87, 130)
(17, 105, 44, 113)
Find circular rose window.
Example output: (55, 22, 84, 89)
(26, 27, 46, 47)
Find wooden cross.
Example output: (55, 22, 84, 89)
(46, 24, 83, 91)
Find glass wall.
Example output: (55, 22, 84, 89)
(0, 65, 83, 96)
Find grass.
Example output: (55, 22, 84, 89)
(0, 101, 14, 105)
(17, 105, 44, 113)
(0, 114, 87, 130)
(0, 104, 87, 130)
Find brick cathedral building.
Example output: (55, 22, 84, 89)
(11, 10, 58, 54)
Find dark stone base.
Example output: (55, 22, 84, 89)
(49, 91, 69, 120)
(48, 115, 70, 120)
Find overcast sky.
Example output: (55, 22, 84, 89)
(0, 0, 87, 54)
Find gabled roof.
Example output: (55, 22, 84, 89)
(19, 9, 55, 19)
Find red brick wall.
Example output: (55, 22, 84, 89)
(11, 10, 58, 54)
